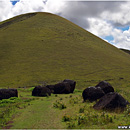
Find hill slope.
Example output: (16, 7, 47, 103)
(120, 48, 130, 55)
(0, 12, 130, 88)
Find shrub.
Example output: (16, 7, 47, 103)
(67, 122, 75, 129)
(123, 104, 130, 123)
(78, 114, 86, 125)
(69, 97, 79, 105)
(59, 98, 63, 100)
(69, 95, 72, 98)
(55, 94, 58, 97)
(0, 97, 20, 107)
(53, 101, 66, 110)
(79, 108, 84, 113)
(72, 111, 114, 127)
(124, 104, 130, 117)
(62, 115, 71, 122)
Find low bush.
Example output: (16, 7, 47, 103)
(123, 104, 130, 123)
(67, 121, 75, 129)
(53, 101, 66, 110)
(64, 111, 115, 128)
(0, 97, 21, 107)
(124, 104, 130, 117)
(69, 97, 79, 105)
(62, 115, 71, 122)
(79, 107, 85, 113)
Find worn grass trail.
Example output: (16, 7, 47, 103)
(10, 96, 65, 129)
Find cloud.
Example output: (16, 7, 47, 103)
(0, 0, 46, 21)
(0, 0, 13, 21)
(58, 1, 123, 28)
(44, 0, 66, 14)
(101, 2, 130, 26)
(87, 18, 113, 37)
(87, 18, 130, 50)
(11, 0, 45, 15)
(111, 28, 130, 49)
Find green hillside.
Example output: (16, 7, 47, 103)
(0, 12, 130, 88)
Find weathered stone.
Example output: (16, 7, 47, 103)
(46, 85, 55, 93)
(82, 86, 105, 102)
(32, 86, 51, 97)
(0, 89, 18, 100)
(63, 79, 76, 93)
(93, 92, 129, 110)
(95, 81, 114, 94)
(53, 82, 71, 94)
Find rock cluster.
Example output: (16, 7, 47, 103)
(32, 79, 76, 97)
(82, 81, 129, 110)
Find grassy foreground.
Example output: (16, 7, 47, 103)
(0, 86, 130, 129)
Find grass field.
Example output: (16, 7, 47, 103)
(0, 87, 130, 129)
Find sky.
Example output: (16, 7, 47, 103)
(0, 0, 130, 50)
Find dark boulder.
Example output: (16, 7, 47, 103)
(63, 79, 76, 93)
(93, 92, 129, 110)
(0, 89, 18, 100)
(53, 82, 71, 94)
(9, 89, 18, 97)
(82, 86, 105, 102)
(32, 86, 51, 97)
(46, 85, 55, 93)
(95, 81, 114, 94)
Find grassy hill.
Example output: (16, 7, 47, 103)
(0, 12, 130, 88)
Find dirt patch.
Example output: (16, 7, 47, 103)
(2, 121, 13, 129)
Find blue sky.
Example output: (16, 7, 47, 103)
(11, 1, 18, 5)
(0, 0, 130, 50)
(116, 26, 129, 31)
(104, 36, 114, 43)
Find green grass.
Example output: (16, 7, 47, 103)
(0, 12, 130, 88)
(0, 96, 36, 128)
(0, 88, 129, 129)
(11, 98, 65, 129)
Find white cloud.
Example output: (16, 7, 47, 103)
(101, 2, 130, 26)
(87, 18, 130, 49)
(86, 17, 130, 49)
(0, 0, 13, 21)
(87, 18, 113, 37)
(44, 0, 66, 13)
(0, 0, 47, 21)
(111, 28, 130, 49)
(12, 0, 45, 15)
(0, 0, 66, 21)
